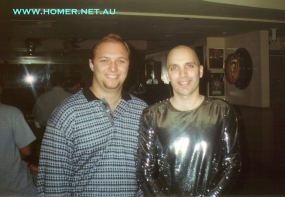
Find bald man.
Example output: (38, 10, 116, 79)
(137, 46, 241, 196)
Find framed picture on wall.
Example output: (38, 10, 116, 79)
(209, 73, 224, 96)
(209, 48, 224, 69)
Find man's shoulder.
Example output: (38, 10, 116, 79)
(47, 91, 87, 126)
(129, 94, 147, 103)
(0, 103, 22, 115)
(205, 97, 234, 109)
(128, 94, 148, 108)
(143, 99, 169, 113)
(57, 91, 87, 110)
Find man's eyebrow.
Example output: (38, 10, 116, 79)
(117, 57, 128, 60)
(97, 56, 128, 59)
(97, 56, 108, 59)
(185, 61, 197, 65)
(168, 62, 196, 67)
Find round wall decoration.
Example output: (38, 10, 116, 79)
(225, 48, 252, 90)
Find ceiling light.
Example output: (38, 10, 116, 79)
(25, 75, 35, 83)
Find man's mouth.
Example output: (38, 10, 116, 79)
(178, 81, 190, 86)
(106, 74, 119, 79)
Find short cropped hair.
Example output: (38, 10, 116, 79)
(91, 34, 130, 59)
(50, 71, 65, 87)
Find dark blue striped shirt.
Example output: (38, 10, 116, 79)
(37, 88, 148, 197)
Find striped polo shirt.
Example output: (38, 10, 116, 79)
(37, 88, 148, 197)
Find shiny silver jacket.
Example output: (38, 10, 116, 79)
(137, 97, 241, 197)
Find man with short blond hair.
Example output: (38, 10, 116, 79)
(37, 34, 147, 197)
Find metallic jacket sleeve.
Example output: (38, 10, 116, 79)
(137, 111, 170, 196)
(137, 98, 241, 197)
(207, 103, 241, 196)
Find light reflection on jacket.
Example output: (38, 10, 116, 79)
(137, 97, 241, 197)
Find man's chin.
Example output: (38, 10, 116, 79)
(103, 83, 122, 91)
(174, 89, 192, 97)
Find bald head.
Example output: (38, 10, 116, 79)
(165, 45, 204, 101)
(167, 45, 200, 68)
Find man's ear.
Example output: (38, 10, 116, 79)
(89, 59, 94, 72)
(166, 71, 170, 82)
(199, 65, 204, 78)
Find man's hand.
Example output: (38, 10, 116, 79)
(19, 144, 38, 174)
(28, 163, 38, 175)
(19, 144, 31, 158)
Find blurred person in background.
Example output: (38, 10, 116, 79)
(32, 71, 72, 128)
(64, 73, 82, 94)
(0, 83, 38, 197)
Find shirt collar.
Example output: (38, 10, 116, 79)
(82, 88, 131, 102)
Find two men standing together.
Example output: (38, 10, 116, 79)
(37, 34, 241, 196)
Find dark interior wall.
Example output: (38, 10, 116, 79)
(235, 105, 274, 174)
(236, 50, 285, 174)
(269, 50, 285, 109)
(269, 50, 285, 172)
(123, 48, 146, 91)
(2, 87, 45, 113)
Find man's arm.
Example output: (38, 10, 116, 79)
(137, 112, 170, 197)
(20, 144, 39, 175)
(208, 104, 241, 196)
(19, 144, 31, 158)
(37, 125, 73, 197)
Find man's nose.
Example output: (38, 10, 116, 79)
(109, 61, 118, 72)
(179, 68, 187, 77)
